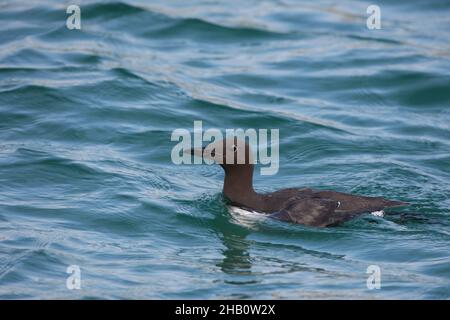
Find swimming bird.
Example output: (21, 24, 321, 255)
(188, 138, 408, 227)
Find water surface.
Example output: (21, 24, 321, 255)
(1, 0, 450, 299)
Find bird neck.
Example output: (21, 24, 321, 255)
(223, 165, 265, 211)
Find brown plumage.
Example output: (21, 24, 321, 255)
(189, 138, 408, 227)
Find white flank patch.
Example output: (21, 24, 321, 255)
(370, 210, 385, 217)
(229, 206, 385, 226)
(227, 205, 266, 228)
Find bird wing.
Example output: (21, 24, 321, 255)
(313, 190, 408, 213)
(269, 197, 359, 227)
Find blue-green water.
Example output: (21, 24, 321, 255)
(1, 0, 450, 299)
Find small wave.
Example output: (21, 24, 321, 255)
(82, 2, 147, 19)
(145, 17, 288, 42)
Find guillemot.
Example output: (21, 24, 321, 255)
(188, 138, 408, 227)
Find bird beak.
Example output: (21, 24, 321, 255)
(183, 145, 222, 163)
(184, 146, 206, 159)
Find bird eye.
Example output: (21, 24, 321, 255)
(232, 145, 237, 153)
